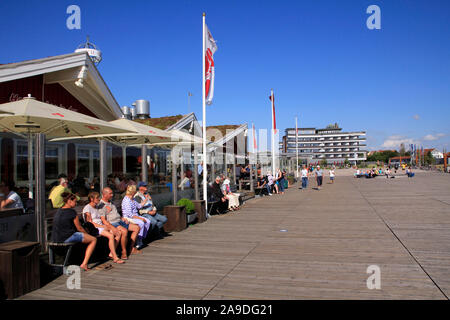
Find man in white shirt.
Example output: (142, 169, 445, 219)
(301, 165, 309, 190)
(0, 181, 24, 210)
(329, 167, 335, 184)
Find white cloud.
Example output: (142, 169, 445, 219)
(413, 114, 420, 120)
(381, 135, 416, 148)
(423, 133, 446, 141)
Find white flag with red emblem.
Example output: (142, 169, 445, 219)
(205, 24, 217, 105)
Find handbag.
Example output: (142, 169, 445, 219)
(81, 220, 99, 237)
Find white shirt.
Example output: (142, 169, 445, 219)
(5, 191, 23, 209)
(82, 203, 103, 225)
(330, 170, 335, 177)
(301, 169, 308, 178)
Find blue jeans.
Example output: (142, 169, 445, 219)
(111, 220, 129, 229)
(302, 177, 308, 189)
(266, 184, 272, 194)
(141, 213, 168, 230)
(65, 232, 84, 243)
(278, 179, 285, 192)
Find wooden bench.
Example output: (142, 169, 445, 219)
(45, 213, 106, 274)
(254, 186, 267, 196)
(45, 216, 78, 273)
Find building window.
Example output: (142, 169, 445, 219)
(77, 148, 90, 178)
(93, 150, 100, 177)
(16, 143, 31, 182)
(45, 146, 60, 179)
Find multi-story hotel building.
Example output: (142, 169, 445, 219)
(281, 123, 367, 165)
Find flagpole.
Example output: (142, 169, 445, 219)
(295, 116, 299, 180)
(188, 92, 192, 113)
(202, 13, 208, 211)
(271, 89, 275, 175)
(252, 123, 257, 180)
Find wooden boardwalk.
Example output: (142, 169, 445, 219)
(18, 172, 450, 299)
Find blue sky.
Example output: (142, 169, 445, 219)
(1, 0, 449, 151)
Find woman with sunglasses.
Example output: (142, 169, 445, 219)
(52, 192, 97, 271)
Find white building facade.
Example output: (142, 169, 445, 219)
(281, 124, 367, 165)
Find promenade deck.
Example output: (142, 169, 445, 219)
(18, 172, 450, 299)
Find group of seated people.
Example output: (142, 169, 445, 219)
(256, 169, 287, 196)
(49, 177, 168, 271)
(48, 171, 176, 198)
(354, 168, 382, 179)
(208, 175, 242, 214)
(354, 166, 414, 179)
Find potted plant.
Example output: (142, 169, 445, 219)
(177, 198, 198, 225)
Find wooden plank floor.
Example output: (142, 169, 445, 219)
(18, 172, 450, 299)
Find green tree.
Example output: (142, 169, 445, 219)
(424, 151, 434, 165)
(344, 157, 350, 167)
(319, 159, 328, 168)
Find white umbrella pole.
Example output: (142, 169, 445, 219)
(28, 132, 34, 199)
(141, 145, 148, 183)
(232, 155, 236, 185)
(122, 146, 127, 175)
(35, 133, 46, 251)
(100, 140, 107, 192)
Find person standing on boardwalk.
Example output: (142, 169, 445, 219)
(301, 165, 309, 190)
(276, 169, 285, 194)
(315, 165, 323, 190)
(329, 167, 335, 184)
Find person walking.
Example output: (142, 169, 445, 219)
(300, 165, 309, 190)
(329, 167, 335, 184)
(315, 165, 323, 190)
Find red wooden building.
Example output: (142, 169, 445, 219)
(0, 52, 128, 186)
